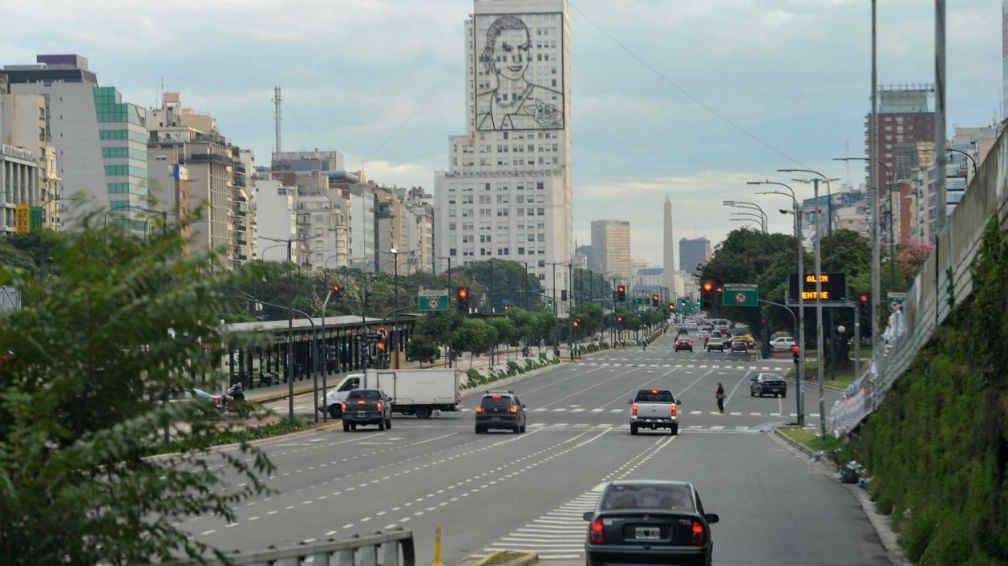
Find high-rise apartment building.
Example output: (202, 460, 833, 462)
(403, 187, 434, 275)
(148, 92, 243, 262)
(679, 237, 711, 277)
(590, 219, 631, 280)
(864, 85, 934, 200)
(4, 54, 149, 233)
(434, 0, 573, 305)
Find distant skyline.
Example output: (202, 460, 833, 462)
(0, 0, 1001, 262)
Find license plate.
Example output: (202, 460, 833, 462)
(634, 526, 660, 540)
(357, 411, 367, 417)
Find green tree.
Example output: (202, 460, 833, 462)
(571, 302, 604, 335)
(572, 268, 609, 306)
(462, 259, 545, 311)
(0, 216, 272, 564)
(406, 335, 441, 366)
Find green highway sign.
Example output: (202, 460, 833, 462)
(723, 284, 759, 307)
(417, 288, 450, 312)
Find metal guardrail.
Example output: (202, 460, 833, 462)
(177, 528, 415, 566)
(829, 125, 1008, 437)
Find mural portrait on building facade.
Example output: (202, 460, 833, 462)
(474, 13, 564, 131)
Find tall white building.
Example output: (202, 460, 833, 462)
(435, 0, 573, 309)
(1003, 1, 1008, 119)
(254, 179, 298, 263)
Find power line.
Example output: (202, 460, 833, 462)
(569, 2, 801, 165)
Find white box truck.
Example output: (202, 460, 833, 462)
(320, 369, 461, 419)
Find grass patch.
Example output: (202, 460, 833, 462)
(150, 414, 315, 456)
(778, 426, 853, 465)
(480, 551, 527, 565)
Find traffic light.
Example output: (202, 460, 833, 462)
(858, 292, 871, 310)
(616, 314, 625, 326)
(330, 283, 344, 300)
(702, 281, 714, 293)
(651, 293, 660, 307)
(668, 302, 675, 311)
(700, 279, 717, 310)
(572, 318, 581, 329)
(792, 344, 801, 364)
(504, 304, 511, 311)
(616, 285, 627, 302)
(561, 289, 568, 302)
(456, 287, 470, 313)
(376, 340, 387, 353)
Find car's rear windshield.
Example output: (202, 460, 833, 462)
(347, 390, 382, 400)
(481, 395, 512, 409)
(635, 390, 675, 402)
(760, 375, 784, 382)
(601, 484, 695, 512)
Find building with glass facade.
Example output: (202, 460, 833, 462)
(2, 54, 149, 234)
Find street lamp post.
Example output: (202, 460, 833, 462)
(723, 200, 769, 233)
(778, 169, 833, 438)
(749, 180, 804, 426)
(261, 235, 309, 423)
(390, 247, 399, 369)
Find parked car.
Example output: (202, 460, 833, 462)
(583, 480, 719, 566)
(770, 335, 796, 352)
(340, 389, 392, 432)
(750, 373, 787, 398)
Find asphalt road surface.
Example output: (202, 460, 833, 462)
(182, 335, 889, 565)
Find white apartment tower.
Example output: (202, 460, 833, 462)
(435, 0, 573, 309)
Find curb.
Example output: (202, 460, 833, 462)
(247, 382, 323, 404)
(474, 551, 538, 566)
(771, 429, 912, 566)
(146, 419, 343, 461)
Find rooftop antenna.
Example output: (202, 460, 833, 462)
(272, 85, 282, 155)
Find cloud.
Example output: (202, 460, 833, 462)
(0, 0, 999, 256)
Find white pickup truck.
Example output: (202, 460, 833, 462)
(321, 369, 461, 419)
(629, 388, 681, 436)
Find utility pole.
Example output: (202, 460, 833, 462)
(870, 0, 881, 370)
(813, 178, 826, 438)
(286, 239, 295, 423)
(935, 0, 947, 235)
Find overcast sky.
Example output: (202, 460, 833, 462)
(2, 0, 1001, 264)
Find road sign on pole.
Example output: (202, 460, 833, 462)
(723, 284, 759, 307)
(417, 288, 450, 312)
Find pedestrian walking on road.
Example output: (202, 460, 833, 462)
(715, 382, 725, 413)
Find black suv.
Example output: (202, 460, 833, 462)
(475, 391, 526, 434)
(341, 389, 392, 432)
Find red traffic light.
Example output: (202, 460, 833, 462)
(859, 293, 870, 304)
(617, 285, 626, 293)
(702, 281, 713, 292)
(572, 319, 580, 328)
(331, 283, 343, 295)
(457, 287, 469, 301)
(716, 287, 723, 294)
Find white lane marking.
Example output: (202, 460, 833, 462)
(249, 516, 260, 521)
(750, 412, 761, 416)
(226, 523, 238, 529)
(342, 523, 355, 529)
(200, 529, 216, 536)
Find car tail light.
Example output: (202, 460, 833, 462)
(631, 404, 638, 416)
(690, 521, 704, 546)
(589, 517, 605, 544)
(340, 402, 347, 412)
(670, 404, 678, 417)
(475, 406, 484, 414)
(376, 401, 383, 410)
(509, 405, 518, 414)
